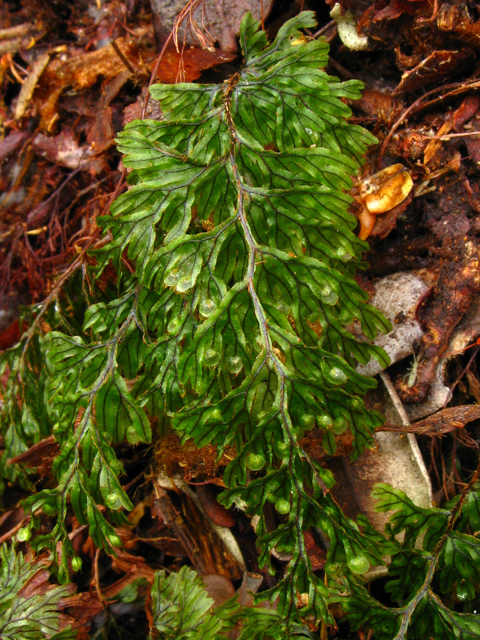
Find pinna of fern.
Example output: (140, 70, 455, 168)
(2, 10, 395, 622)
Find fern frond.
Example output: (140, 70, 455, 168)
(148, 566, 312, 640)
(2, 10, 393, 617)
(0, 544, 75, 640)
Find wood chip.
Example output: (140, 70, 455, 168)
(379, 404, 480, 436)
(15, 52, 51, 120)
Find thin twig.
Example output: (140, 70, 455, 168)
(379, 371, 411, 427)
(312, 20, 336, 40)
(94, 547, 107, 608)
(111, 39, 137, 76)
(431, 130, 480, 140)
(26, 163, 84, 226)
(0, 517, 30, 545)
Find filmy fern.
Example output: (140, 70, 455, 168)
(1, 10, 480, 639)
(338, 479, 480, 640)
(0, 544, 75, 640)
(148, 565, 313, 639)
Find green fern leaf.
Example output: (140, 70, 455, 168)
(370, 483, 480, 638)
(3, 8, 393, 610)
(148, 566, 313, 640)
(149, 567, 222, 639)
(0, 544, 75, 640)
(372, 483, 449, 548)
(410, 594, 480, 640)
(0, 334, 51, 488)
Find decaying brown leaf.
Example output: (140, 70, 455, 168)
(398, 241, 480, 403)
(394, 50, 472, 95)
(31, 39, 236, 129)
(9, 435, 59, 477)
(196, 484, 236, 528)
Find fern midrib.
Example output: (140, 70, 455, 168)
(218, 61, 339, 607)
(51, 291, 142, 531)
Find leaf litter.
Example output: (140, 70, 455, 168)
(1, 0, 480, 637)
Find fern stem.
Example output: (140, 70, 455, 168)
(393, 458, 480, 639)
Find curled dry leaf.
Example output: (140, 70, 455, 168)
(9, 435, 59, 477)
(372, 2, 403, 23)
(453, 95, 480, 130)
(236, 572, 263, 607)
(354, 164, 413, 240)
(32, 128, 90, 171)
(110, 548, 155, 582)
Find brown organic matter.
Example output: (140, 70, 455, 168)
(153, 484, 242, 580)
(379, 404, 480, 436)
(397, 240, 480, 403)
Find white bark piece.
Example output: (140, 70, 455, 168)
(356, 272, 429, 378)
